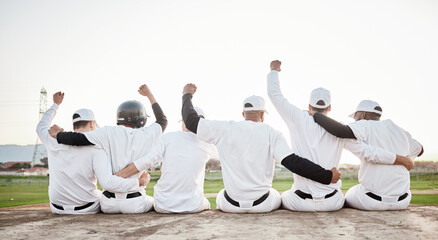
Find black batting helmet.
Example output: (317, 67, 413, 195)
(116, 100, 148, 128)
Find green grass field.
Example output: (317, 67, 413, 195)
(1, 174, 437, 208)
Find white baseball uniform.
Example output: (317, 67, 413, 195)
(37, 104, 139, 214)
(83, 123, 162, 213)
(196, 118, 292, 213)
(345, 119, 422, 210)
(132, 131, 218, 213)
(267, 70, 397, 211)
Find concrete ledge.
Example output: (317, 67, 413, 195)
(1, 205, 437, 239)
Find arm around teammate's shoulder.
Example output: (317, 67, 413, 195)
(56, 131, 94, 146)
(313, 112, 356, 139)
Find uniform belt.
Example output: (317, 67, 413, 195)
(223, 190, 270, 208)
(103, 190, 142, 199)
(366, 192, 409, 202)
(294, 189, 338, 200)
(51, 202, 94, 211)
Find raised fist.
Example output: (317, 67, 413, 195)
(53, 92, 64, 105)
(270, 60, 281, 72)
(138, 84, 153, 97)
(183, 83, 197, 95)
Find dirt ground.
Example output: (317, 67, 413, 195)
(1, 204, 437, 239)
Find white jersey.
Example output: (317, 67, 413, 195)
(84, 121, 162, 192)
(348, 119, 422, 196)
(267, 70, 396, 197)
(36, 104, 139, 209)
(133, 131, 218, 212)
(197, 118, 292, 201)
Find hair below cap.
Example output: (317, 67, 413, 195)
(348, 100, 383, 118)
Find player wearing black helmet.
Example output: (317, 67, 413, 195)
(117, 100, 148, 128)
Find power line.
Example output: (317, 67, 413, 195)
(0, 100, 39, 107)
(0, 104, 39, 107)
(0, 121, 38, 127)
(0, 100, 39, 103)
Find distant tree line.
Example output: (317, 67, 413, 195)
(5, 157, 48, 169)
(9, 162, 31, 169)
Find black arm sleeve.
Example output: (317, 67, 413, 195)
(281, 153, 333, 185)
(313, 112, 356, 139)
(151, 103, 168, 132)
(182, 93, 200, 134)
(56, 132, 94, 146)
(418, 146, 424, 157)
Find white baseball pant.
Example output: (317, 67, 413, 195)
(345, 184, 411, 211)
(100, 190, 154, 214)
(50, 201, 100, 215)
(281, 185, 344, 212)
(216, 188, 281, 213)
(154, 197, 210, 213)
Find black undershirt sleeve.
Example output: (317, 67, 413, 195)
(281, 153, 333, 185)
(313, 112, 356, 139)
(152, 103, 168, 132)
(182, 93, 200, 134)
(418, 146, 424, 157)
(56, 132, 94, 146)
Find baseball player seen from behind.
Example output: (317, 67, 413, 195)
(311, 100, 423, 210)
(48, 84, 168, 213)
(181, 83, 341, 213)
(115, 107, 219, 213)
(37, 92, 148, 214)
(267, 60, 413, 212)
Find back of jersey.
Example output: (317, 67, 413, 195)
(46, 144, 101, 206)
(197, 119, 291, 202)
(154, 131, 215, 212)
(286, 109, 345, 196)
(349, 119, 422, 196)
(84, 124, 162, 175)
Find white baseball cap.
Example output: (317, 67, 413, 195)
(309, 87, 331, 109)
(243, 95, 267, 112)
(72, 109, 96, 123)
(348, 100, 383, 118)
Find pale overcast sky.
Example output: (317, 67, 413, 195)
(0, 0, 437, 164)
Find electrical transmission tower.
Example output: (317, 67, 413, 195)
(31, 87, 47, 167)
